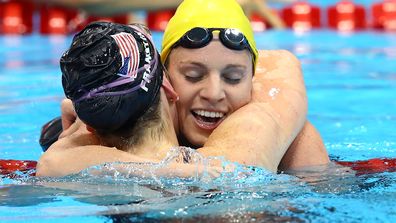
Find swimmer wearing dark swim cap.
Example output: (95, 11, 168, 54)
(61, 22, 163, 136)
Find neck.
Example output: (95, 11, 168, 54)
(99, 93, 179, 161)
(123, 99, 178, 160)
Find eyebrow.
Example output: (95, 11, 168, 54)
(178, 61, 207, 69)
(223, 64, 247, 70)
(179, 61, 247, 70)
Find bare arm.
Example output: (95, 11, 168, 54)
(242, 0, 285, 29)
(199, 50, 307, 172)
(37, 144, 223, 178)
(279, 121, 330, 170)
(36, 145, 148, 177)
(38, 0, 183, 16)
(60, 99, 76, 133)
(38, 51, 326, 176)
(36, 118, 137, 176)
(38, 0, 285, 29)
(37, 115, 223, 177)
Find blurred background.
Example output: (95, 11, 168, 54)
(0, 0, 395, 35)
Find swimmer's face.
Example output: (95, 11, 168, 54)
(167, 38, 253, 147)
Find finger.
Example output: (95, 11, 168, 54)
(61, 99, 77, 130)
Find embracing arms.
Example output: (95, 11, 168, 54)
(198, 50, 307, 172)
(36, 117, 223, 178)
(198, 50, 329, 172)
(36, 50, 328, 177)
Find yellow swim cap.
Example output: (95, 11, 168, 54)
(161, 0, 258, 69)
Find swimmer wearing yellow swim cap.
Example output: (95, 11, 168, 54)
(161, 0, 258, 69)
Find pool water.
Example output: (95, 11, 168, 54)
(1, 30, 396, 222)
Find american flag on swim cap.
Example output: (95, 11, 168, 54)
(111, 32, 140, 79)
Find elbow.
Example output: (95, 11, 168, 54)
(35, 159, 51, 177)
(36, 152, 67, 177)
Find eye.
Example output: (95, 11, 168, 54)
(222, 69, 245, 84)
(185, 70, 204, 82)
(180, 66, 206, 83)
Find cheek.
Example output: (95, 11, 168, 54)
(176, 96, 189, 117)
(170, 76, 198, 114)
(229, 82, 252, 109)
(171, 80, 195, 122)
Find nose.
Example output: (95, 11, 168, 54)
(199, 73, 225, 103)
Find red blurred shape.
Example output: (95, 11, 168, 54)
(282, 1, 321, 31)
(327, 1, 366, 31)
(147, 10, 175, 31)
(0, 159, 37, 177)
(71, 14, 129, 33)
(40, 6, 79, 35)
(250, 14, 270, 32)
(372, 0, 396, 31)
(87, 14, 128, 24)
(337, 158, 396, 175)
(0, 0, 34, 34)
(250, 11, 280, 32)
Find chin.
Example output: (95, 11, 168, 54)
(190, 135, 208, 148)
(180, 134, 207, 149)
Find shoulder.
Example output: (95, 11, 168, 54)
(257, 50, 300, 70)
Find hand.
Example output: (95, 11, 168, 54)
(58, 118, 88, 139)
(61, 99, 77, 131)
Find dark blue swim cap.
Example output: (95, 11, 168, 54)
(61, 21, 163, 133)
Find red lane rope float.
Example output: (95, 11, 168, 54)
(372, 0, 396, 31)
(281, 1, 321, 31)
(250, 11, 280, 32)
(0, 0, 34, 35)
(336, 158, 396, 175)
(68, 14, 130, 33)
(86, 14, 129, 26)
(327, 0, 366, 31)
(39, 5, 79, 35)
(146, 10, 175, 31)
(0, 160, 37, 178)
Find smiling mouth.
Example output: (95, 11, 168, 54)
(192, 110, 226, 130)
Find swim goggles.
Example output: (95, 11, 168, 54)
(173, 27, 254, 58)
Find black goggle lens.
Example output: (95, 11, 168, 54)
(186, 27, 211, 45)
(176, 27, 250, 52)
(220, 28, 246, 50)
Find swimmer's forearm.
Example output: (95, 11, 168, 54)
(36, 145, 223, 179)
(83, 0, 183, 16)
(41, 0, 183, 16)
(201, 50, 308, 172)
(60, 99, 77, 132)
(36, 146, 152, 177)
(255, 50, 308, 152)
(253, 50, 308, 124)
(252, 0, 285, 29)
(279, 121, 330, 170)
(200, 103, 283, 172)
(255, 50, 330, 170)
(98, 162, 223, 179)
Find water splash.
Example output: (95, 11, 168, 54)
(268, 87, 280, 99)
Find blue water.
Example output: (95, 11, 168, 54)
(1, 30, 396, 222)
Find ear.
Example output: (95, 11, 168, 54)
(86, 125, 95, 133)
(162, 75, 179, 102)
